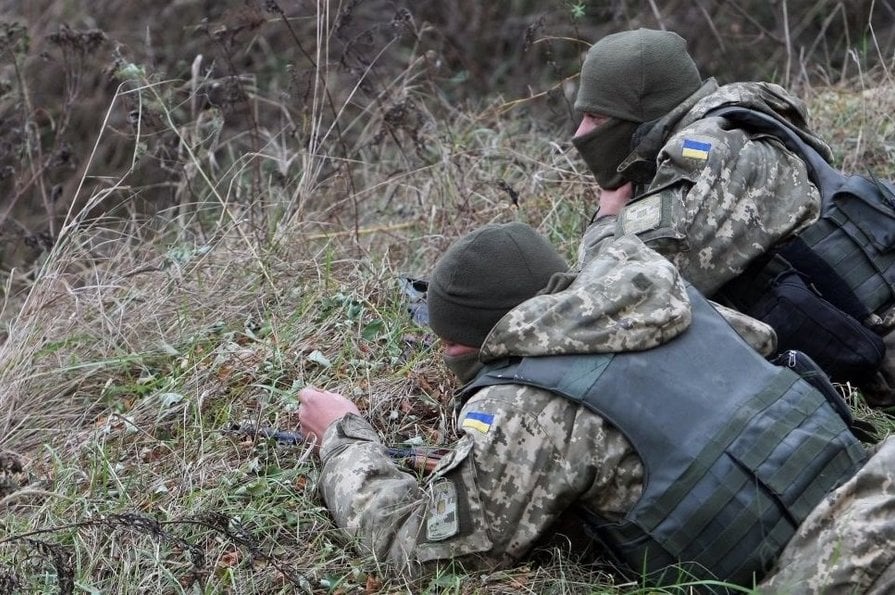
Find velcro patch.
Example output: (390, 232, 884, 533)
(462, 411, 494, 434)
(620, 194, 663, 235)
(426, 480, 459, 541)
(681, 137, 711, 160)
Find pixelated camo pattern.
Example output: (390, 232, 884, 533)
(580, 81, 828, 296)
(315, 236, 695, 571)
(314, 81, 889, 589)
(481, 235, 691, 360)
(317, 384, 646, 572)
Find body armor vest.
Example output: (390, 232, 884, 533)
(460, 286, 866, 587)
(708, 106, 895, 318)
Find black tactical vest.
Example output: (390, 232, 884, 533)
(459, 287, 867, 588)
(708, 106, 895, 318)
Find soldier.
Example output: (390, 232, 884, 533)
(571, 28, 892, 403)
(298, 222, 872, 590)
(758, 436, 895, 593)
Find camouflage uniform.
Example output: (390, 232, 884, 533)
(565, 81, 895, 591)
(316, 236, 892, 590)
(758, 436, 895, 594)
(317, 236, 690, 570)
(578, 79, 830, 296)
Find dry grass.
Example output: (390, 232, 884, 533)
(0, 14, 598, 590)
(804, 82, 895, 176)
(0, 2, 892, 594)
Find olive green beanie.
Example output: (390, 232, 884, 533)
(428, 223, 568, 347)
(575, 28, 702, 122)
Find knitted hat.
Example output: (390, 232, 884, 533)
(575, 28, 702, 122)
(428, 223, 568, 347)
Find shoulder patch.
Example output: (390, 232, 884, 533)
(681, 137, 712, 160)
(426, 479, 459, 541)
(462, 411, 494, 434)
(620, 194, 663, 235)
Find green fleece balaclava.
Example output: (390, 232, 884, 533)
(428, 222, 568, 349)
(573, 29, 702, 188)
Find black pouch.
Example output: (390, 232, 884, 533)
(747, 264, 885, 383)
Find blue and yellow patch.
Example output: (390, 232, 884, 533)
(462, 411, 494, 434)
(681, 138, 711, 160)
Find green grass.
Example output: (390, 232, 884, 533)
(0, 4, 893, 594)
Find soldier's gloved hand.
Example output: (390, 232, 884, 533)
(298, 386, 361, 452)
(598, 181, 634, 217)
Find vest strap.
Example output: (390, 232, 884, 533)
(638, 370, 798, 532)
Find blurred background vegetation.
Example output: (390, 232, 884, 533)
(1, 0, 893, 272)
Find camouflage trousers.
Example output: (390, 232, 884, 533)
(758, 437, 895, 594)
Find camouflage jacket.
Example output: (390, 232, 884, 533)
(758, 436, 895, 594)
(316, 235, 691, 571)
(578, 80, 831, 296)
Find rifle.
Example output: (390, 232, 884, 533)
(224, 423, 450, 473)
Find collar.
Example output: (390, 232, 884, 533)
(617, 78, 719, 178)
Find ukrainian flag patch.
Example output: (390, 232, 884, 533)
(462, 411, 494, 434)
(681, 138, 711, 160)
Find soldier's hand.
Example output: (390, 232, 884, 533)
(298, 386, 361, 452)
(598, 182, 634, 216)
